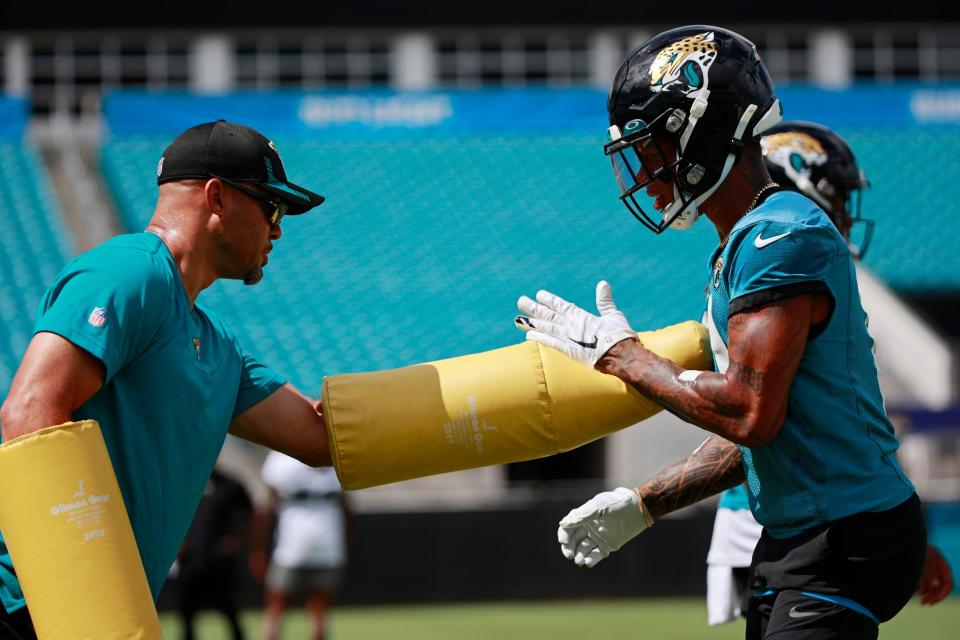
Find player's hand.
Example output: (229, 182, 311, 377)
(917, 544, 954, 605)
(557, 487, 654, 568)
(516, 281, 637, 368)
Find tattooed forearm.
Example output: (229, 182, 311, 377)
(729, 361, 764, 397)
(638, 435, 745, 520)
(595, 299, 813, 446)
(597, 341, 756, 443)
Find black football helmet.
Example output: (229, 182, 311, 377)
(761, 121, 874, 258)
(605, 26, 782, 233)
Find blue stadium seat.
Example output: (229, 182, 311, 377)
(0, 143, 73, 395)
(101, 125, 960, 391)
(840, 128, 960, 290)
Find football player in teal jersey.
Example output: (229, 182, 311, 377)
(705, 121, 951, 627)
(516, 26, 928, 639)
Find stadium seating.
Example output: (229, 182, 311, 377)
(99, 115, 960, 394)
(0, 142, 73, 394)
(841, 128, 960, 291)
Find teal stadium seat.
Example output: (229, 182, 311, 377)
(0, 143, 73, 395)
(839, 128, 960, 291)
(101, 126, 960, 393)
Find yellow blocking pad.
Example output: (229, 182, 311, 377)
(0, 420, 160, 639)
(323, 321, 711, 490)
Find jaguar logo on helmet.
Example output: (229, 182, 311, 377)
(760, 121, 875, 258)
(649, 32, 718, 97)
(762, 132, 828, 178)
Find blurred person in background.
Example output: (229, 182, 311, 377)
(250, 451, 348, 640)
(177, 467, 253, 640)
(517, 26, 928, 639)
(705, 121, 953, 627)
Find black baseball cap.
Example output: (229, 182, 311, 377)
(156, 120, 324, 215)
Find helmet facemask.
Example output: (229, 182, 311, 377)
(605, 26, 783, 234)
(605, 98, 781, 234)
(604, 110, 698, 233)
(840, 186, 875, 259)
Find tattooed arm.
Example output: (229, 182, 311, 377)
(638, 434, 744, 519)
(595, 293, 829, 447)
(552, 293, 827, 569)
(556, 435, 744, 568)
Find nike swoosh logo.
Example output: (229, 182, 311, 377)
(788, 605, 819, 619)
(572, 336, 599, 349)
(755, 231, 791, 248)
(515, 316, 535, 330)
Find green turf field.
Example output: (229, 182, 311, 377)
(160, 596, 959, 639)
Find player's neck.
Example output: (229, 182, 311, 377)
(699, 158, 775, 243)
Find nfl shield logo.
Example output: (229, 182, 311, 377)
(87, 307, 107, 328)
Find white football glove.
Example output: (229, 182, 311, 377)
(557, 487, 654, 568)
(515, 281, 637, 368)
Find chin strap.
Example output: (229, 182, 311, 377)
(679, 89, 711, 153)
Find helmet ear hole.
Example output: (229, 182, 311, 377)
(684, 164, 705, 186)
(665, 109, 686, 133)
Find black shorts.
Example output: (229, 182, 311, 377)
(746, 494, 926, 640)
(0, 605, 36, 640)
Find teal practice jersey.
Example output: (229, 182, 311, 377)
(0, 233, 285, 612)
(718, 484, 752, 511)
(704, 191, 914, 539)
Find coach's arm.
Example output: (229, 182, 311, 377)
(1, 333, 331, 468)
(229, 383, 331, 467)
(0, 332, 105, 440)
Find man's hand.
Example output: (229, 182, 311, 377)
(516, 281, 637, 368)
(557, 487, 654, 568)
(918, 544, 954, 605)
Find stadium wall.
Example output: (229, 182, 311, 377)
(157, 502, 719, 609)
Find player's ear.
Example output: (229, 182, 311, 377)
(203, 178, 225, 214)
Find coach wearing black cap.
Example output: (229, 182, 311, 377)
(0, 120, 329, 639)
(158, 119, 325, 215)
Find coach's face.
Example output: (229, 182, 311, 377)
(216, 181, 283, 285)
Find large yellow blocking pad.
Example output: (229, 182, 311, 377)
(323, 321, 711, 490)
(0, 420, 160, 639)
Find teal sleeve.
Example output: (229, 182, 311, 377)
(727, 222, 839, 315)
(0, 536, 25, 614)
(718, 484, 751, 511)
(233, 350, 287, 418)
(33, 251, 170, 382)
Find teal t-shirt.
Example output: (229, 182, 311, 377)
(718, 484, 751, 511)
(0, 232, 285, 612)
(704, 191, 914, 539)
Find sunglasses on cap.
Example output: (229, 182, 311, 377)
(214, 176, 288, 226)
